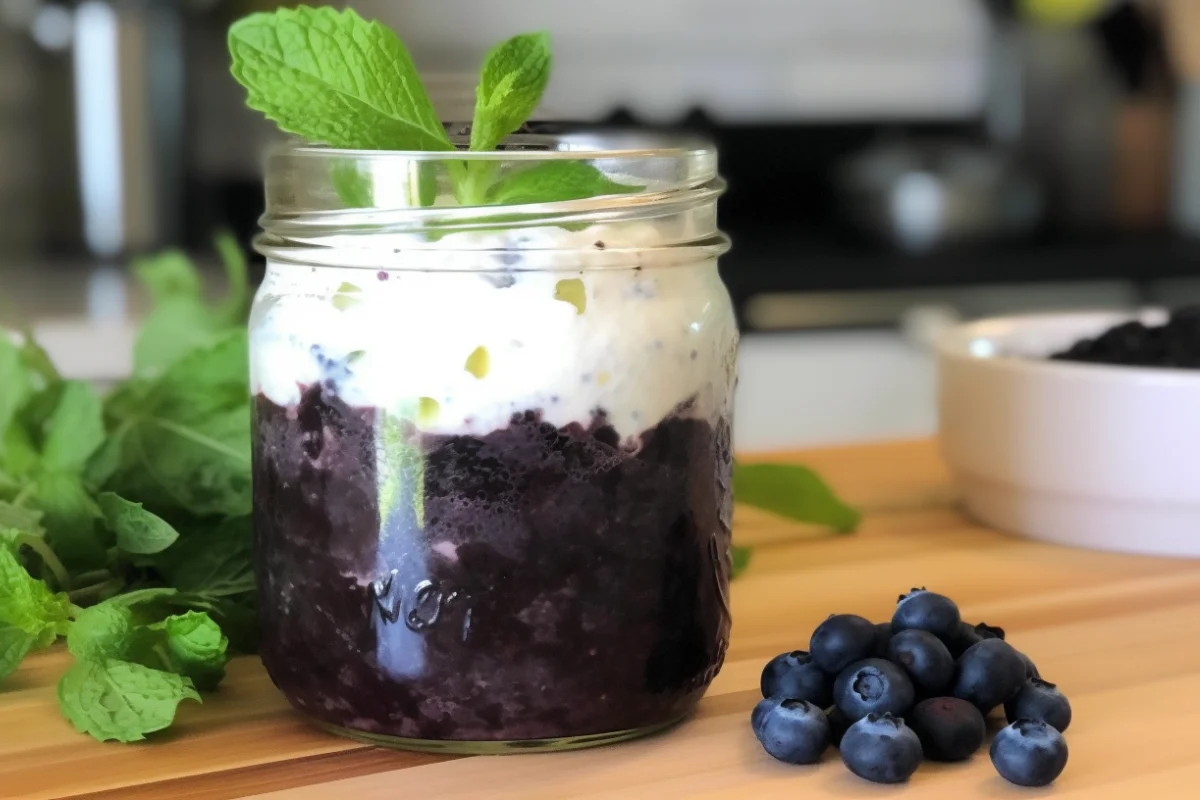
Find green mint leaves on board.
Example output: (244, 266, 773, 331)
(227, 6, 639, 213)
(96, 493, 179, 555)
(0, 546, 71, 678)
(131, 233, 250, 376)
(58, 659, 201, 743)
(734, 464, 861, 533)
(730, 463, 862, 577)
(151, 611, 230, 691)
(0, 240, 255, 743)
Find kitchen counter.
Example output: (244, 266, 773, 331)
(5, 438, 1199, 799)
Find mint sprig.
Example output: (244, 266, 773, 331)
(228, 6, 639, 212)
(228, 6, 453, 152)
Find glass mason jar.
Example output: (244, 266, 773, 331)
(250, 132, 738, 753)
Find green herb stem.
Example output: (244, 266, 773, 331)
(16, 532, 71, 591)
(11, 483, 35, 507)
(72, 569, 112, 587)
(68, 577, 124, 605)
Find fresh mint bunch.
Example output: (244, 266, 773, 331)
(227, 6, 639, 211)
(0, 236, 256, 742)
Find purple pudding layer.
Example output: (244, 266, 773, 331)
(253, 385, 733, 742)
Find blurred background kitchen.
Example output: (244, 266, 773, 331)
(1, 0, 1198, 449)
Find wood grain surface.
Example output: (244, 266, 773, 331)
(5, 439, 1200, 799)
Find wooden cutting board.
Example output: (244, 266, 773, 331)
(5, 439, 1200, 799)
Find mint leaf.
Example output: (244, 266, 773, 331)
(2, 425, 39, 478)
(135, 298, 230, 377)
(67, 602, 136, 662)
(152, 611, 229, 691)
(0, 547, 71, 649)
(228, 7, 453, 151)
(470, 31, 551, 152)
(731, 545, 753, 579)
(83, 433, 124, 492)
(733, 463, 861, 533)
(57, 659, 201, 743)
(107, 406, 250, 518)
(134, 249, 202, 304)
(145, 330, 249, 421)
(331, 160, 373, 209)
(0, 502, 42, 536)
(0, 527, 18, 556)
(214, 231, 251, 325)
(97, 493, 179, 555)
(130, 246, 248, 377)
(40, 381, 105, 473)
(18, 334, 60, 390)
(486, 161, 641, 206)
(0, 336, 32, 452)
(155, 516, 253, 598)
(106, 332, 251, 518)
(0, 624, 34, 680)
(34, 471, 106, 569)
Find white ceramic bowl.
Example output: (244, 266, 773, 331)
(937, 309, 1200, 558)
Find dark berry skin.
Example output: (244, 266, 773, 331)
(751, 697, 831, 765)
(909, 697, 986, 762)
(833, 658, 916, 722)
(990, 719, 1069, 787)
(840, 713, 923, 784)
(953, 638, 1026, 712)
(1005, 679, 1072, 732)
(975, 622, 1005, 640)
(1017, 650, 1040, 680)
(810, 614, 878, 674)
(760, 651, 833, 707)
(887, 629, 955, 695)
(872, 622, 893, 657)
(945, 620, 983, 658)
(892, 588, 961, 641)
(826, 706, 851, 746)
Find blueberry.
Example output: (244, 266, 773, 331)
(1016, 650, 1040, 680)
(872, 622, 893, 657)
(953, 638, 1026, 712)
(760, 651, 833, 707)
(826, 706, 851, 747)
(833, 658, 916, 722)
(1004, 678, 1072, 732)
(887, 629, 954, 695)
(974, 622, 1005, 641)
(892, 588, 961, 640)
(945, 620, 983, 658)
(908, 697, 986, 762)
(840, 713, 923, 784)
(990, 718, 1069, 786)
(810, 614, 877, 674)
(751, 697, 830, 765)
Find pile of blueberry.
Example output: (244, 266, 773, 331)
(1049, 307, 1200, 368)
(751, 589, 1071, 786)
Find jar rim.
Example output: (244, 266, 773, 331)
(256, 129, 728, 269)
(270, 130, 718, 162)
